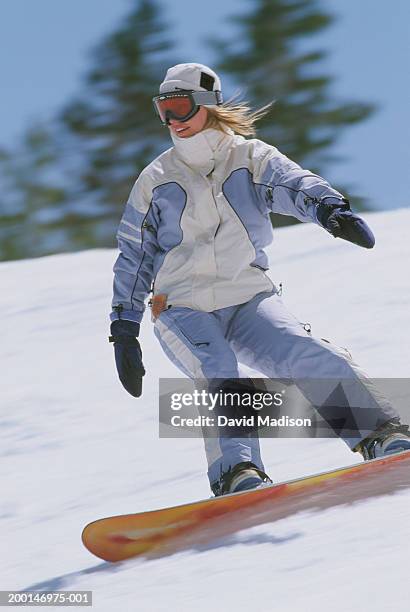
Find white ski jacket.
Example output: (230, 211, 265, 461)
(111, 127, 344, 323)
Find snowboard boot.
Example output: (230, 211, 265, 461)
(355, 420, 410, 460)
(213, 461, 272, 496)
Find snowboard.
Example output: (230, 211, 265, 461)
(82, 450, 410, 563)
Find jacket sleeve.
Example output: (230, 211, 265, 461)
(253, 140, 345, 224)
(110, 174, 157, 324)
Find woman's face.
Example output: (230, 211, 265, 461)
(168, 106, 208, 138)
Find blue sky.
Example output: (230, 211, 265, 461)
(1, 0, 409, 209)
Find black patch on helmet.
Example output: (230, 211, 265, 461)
(200, 72, 215, 91)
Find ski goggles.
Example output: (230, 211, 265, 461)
(152, 90, 223, 125)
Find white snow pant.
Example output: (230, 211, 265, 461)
(154, 290, 398, 490)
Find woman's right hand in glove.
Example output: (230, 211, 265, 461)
(109, 319, 145, 398)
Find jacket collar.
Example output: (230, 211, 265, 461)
(171, 127, 234, 176)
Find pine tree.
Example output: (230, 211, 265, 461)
(0, 124, 67, 260)
(213, 0, 374, 220)
(59, 0, 178, 244)
(0, 0, 178, 260)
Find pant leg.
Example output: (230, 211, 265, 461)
(227, 291, 399, 448)
(154, 306, 264, 488)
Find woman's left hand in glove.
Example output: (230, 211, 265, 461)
(316, 198, 375, 249)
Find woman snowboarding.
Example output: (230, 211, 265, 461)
(109, 63, 410, 496)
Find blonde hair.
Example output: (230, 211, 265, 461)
(205, 95, 273, 137)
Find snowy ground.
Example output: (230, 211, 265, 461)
(1, 209, 410, 611)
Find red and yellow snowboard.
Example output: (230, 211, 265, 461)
(82, 451, 410, 563)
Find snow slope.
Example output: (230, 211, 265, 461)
(1, 209, 410, 611)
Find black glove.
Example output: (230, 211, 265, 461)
(316, 198, 375, 249)
(109, 319, 145, 398)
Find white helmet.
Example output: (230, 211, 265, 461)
(159, 63, 222, 94)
